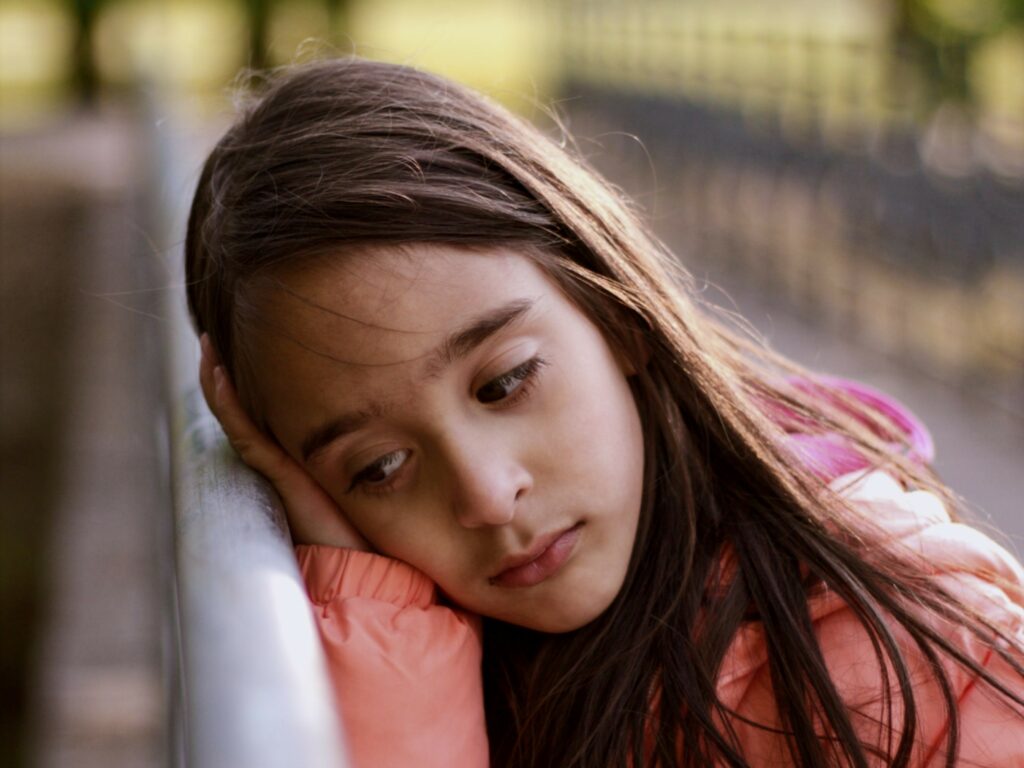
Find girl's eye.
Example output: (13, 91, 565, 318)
(347, 357, 547, 497)
(475, 356, 548, 405)
(348, 449, 410, 494)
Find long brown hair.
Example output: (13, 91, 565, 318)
(185, 57, 1024, 767)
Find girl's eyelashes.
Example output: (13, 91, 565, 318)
(347, 449, 410, 494)
(475, 356, 548, 405)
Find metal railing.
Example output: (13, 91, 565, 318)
(146, 100, 349, 768)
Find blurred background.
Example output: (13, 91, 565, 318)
(2, 0, 1022, 765)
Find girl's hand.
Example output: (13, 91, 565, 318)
(198, 334, 371, 552)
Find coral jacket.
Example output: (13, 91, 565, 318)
(296, 469, 1024, 767)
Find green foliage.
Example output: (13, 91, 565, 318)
(893, 0, 1024, 107)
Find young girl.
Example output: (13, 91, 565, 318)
(185, 57, 1024, 767)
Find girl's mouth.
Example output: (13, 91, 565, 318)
(489, 523, 584, 588)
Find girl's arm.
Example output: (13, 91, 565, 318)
(297, 546, 489, 768)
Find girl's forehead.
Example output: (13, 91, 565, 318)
(248, 244, 558, 367)
(312, 247, 528, 312)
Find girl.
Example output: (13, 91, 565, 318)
(185, 57, 1024, 766)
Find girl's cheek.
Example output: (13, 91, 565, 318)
(353, 505, 428, 558)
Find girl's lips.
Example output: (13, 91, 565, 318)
(490, 523, 583, 588)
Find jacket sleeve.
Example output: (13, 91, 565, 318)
(295, 545, 489, 768)
(830, 471, 1024, 766)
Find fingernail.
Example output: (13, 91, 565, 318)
(213, 365, 225, 390)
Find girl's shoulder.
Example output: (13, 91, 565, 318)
(722, 469, 1024, 765)
(832, 469, 1024, 609)
(835, 470, 1024, 763)
(783, 375, 1023, 612)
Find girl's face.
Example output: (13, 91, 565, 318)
(248, 245, 645, 632)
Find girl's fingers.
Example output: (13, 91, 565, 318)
(210, 364, 285, 478)
(197, 334, 370, 550)
(199, 334, 285, 479)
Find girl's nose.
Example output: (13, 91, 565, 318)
(446, 437, 533, 529)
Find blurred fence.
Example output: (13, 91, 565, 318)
(557, 1, 1024, 411)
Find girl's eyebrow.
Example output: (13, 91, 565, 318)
(301, 298, 537, 465)
(422, 297, 536, 380)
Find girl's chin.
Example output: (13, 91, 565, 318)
(490, 590, 620, 633)
(507, 605, 610, 634)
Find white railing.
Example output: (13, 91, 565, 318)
(149, 102, 349, 768)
